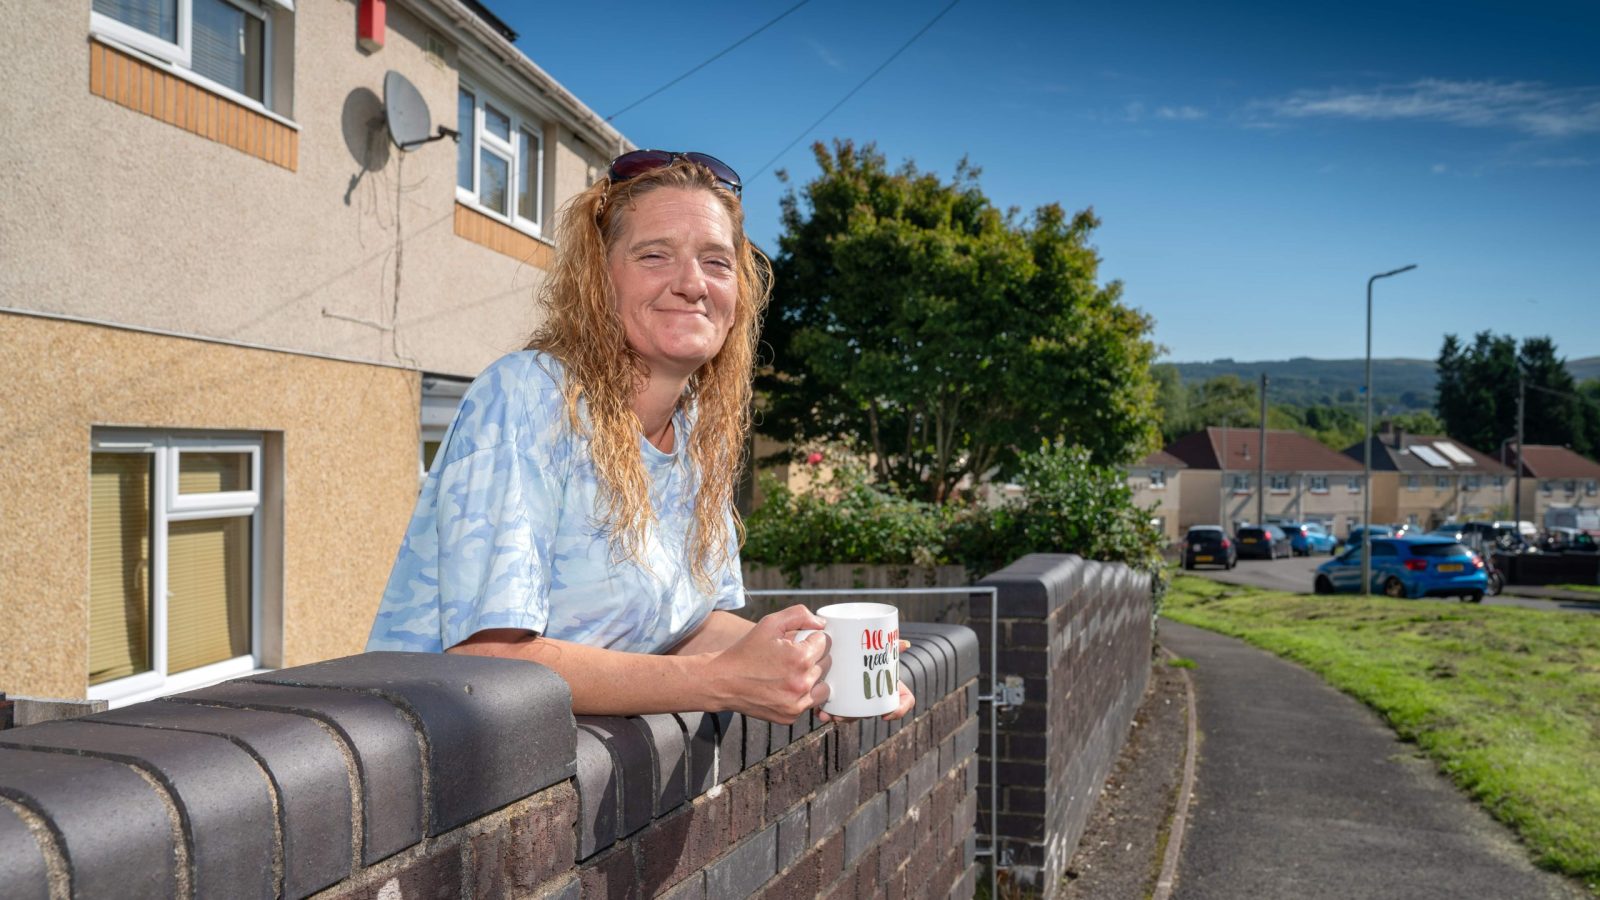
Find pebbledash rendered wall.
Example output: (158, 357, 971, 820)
(975, 555, 1155, 896)
(0, 623, 980, 900)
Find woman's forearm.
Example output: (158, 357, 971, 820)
(447, 605, 831, 722)
(448, 629, 730, 716)
(665, 610, 757, 656)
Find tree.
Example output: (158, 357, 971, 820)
(1518, 338, 1583, 450)
(1435, 332, 1585, 455)
(1436, 332, 1518, 453)
(1185, 375, 1259, 429)
(1389, 409, 1445, 436)
(1154, 364, 1190, 444)
(1577, 379, 1600, 458)
(760, 141, 1160, 503)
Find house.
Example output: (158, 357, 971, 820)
(1342, 427, 1514, 529)
(1500, 444, 1600, 525)
(1127, 450, 1186, 543)
(1, 1, 628, 705)
(1163, 427, 1365, 534)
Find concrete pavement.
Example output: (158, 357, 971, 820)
(1159, 620, 1588, 900)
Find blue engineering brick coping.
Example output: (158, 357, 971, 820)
(0, 617, 983, 899)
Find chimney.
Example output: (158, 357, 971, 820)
(1393, 425, 1405, 449)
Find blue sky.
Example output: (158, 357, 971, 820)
(500, 0, 1600, 363)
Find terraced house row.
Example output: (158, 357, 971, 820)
(1128, 424, 1600, 542)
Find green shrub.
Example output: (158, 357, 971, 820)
(743, 440, 1167, 601)
(742, 457, 950, 585)
(947, 441, 1164, 577)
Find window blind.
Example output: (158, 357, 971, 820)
(191, 0, 264, 101)
(93, 0, 178, 43)
(178, 451, 250, 494)
(166, 517, 252, 674)
(89, 454, 153, 685)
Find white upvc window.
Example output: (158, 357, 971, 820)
(1269, 475, 1290, 493)
(1406, 475, 1420, 492)
(1541, 480, 1555, 494)
(457, 79, 545, 236)
(1588, 480, 1598, 497)
(1348, 477, 1362, 493)
(88, 432, 264, 706)
(1464, 475, 1481, 491)
(1149, 469, 1166, 489)
(1309, 475, 1330, 494)
(1564, 480, 1578, 495)
(1436, 475, 1450, 490)
(90, 0, 287, 112)
(1231, 474, 1250, 493)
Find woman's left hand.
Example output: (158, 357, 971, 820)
(817, 681, 914, 723)
(817, 640, 916, 724)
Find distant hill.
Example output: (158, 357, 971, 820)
(1165, 356, 1600, 412)
(1166, 358, 1439, 410)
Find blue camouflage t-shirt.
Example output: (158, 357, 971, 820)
(366, 351, 745, 654)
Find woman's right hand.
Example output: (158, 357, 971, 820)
(705, 604, 831, 724)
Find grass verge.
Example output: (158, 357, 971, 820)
(1554, 583, 1600, 596)
(1164, 575, 1600, 894)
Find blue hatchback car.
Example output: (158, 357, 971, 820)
(1286, 522, 1338, 556)
(1314, 536, 1488, 602)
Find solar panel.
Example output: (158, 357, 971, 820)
(1433, 441, 1476, 465)
(1409, 444, 1451, 468)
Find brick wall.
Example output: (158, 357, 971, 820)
(0, 623, 979, 900)
(974, 555, 1154, 897)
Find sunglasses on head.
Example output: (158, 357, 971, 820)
(607, 149, 742, 197)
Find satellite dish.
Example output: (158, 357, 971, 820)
(384, 70, 458, 151)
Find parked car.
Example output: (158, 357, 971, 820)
(1313, 536, 1488, 602)
(1287, 522, 1338, 556)
(1492, 520, 1539, 543)
(1236, 525, 1291, 560)
(1543, 527, 1599, 553)
(1346, 525, 1394, 546)
(1183, 525, 1236, 570)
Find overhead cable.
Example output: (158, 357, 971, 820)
(751, 0, 963, 180)
(605, 0, 813, 122)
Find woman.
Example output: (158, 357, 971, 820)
(367, 150, 913, 725)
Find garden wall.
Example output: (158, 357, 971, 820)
(0, 554, 1159, 900)
(0, 623, 979, 900)
(1495, 551, 1600, 586)
(974, 555, 1155, 897)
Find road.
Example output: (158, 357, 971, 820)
(1185, 554, 1600, 615)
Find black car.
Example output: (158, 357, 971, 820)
(1183, 526, 1236, 570)
(1236, 525, 1291, 560)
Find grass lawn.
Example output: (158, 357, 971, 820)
(1163, 575, 1600, 893)
(1555, 583, 1600, 595)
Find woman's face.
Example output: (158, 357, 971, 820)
(607, 187, 739, 383)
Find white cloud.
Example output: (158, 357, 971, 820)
(1431, 162, 1449, 174)
(1155, 105, 1207, 121)
(1261, 79, 1600, 138)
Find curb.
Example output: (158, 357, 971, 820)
(1151, 647, 1199, 900)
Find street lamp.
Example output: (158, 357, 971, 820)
(1363, 264, 1417, 595)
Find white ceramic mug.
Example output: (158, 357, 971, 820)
(795, 602, 901, 718)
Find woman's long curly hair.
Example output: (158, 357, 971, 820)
(528, 159, 771, 590)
